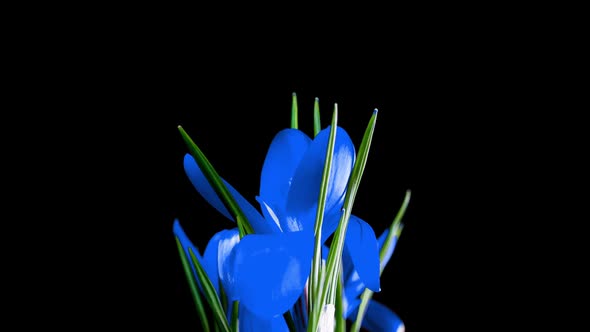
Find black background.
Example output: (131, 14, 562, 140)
(21, 10, 572, 331)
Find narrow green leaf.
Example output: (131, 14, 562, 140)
(308, 106, 338, 331)
(231, 301, 239, 332)
(350, 289, 371, 332)
(314, 97, 321, 136)
(175, 238, 211, 332)
(178, 126, 254, 237)
(321, 109, 379, 309)
(380, 189, 410, 272)
(219, 281, 228, 312)
(188, 247, 231, 332)
(351, 190, 411, 332)
(291, 92, 298, 129)
(335, 271, 345, 332)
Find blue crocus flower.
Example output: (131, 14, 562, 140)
(175, 125, 383, 329)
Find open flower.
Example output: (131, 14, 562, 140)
(176, 125, 382, 319)
(173, 96, 410, 332)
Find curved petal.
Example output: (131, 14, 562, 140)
(260, 129, 311, 212)
(285, 126, 355, 230)
(172, 219, 207, 286)
(342, 249, 365, 315)
(343, 290, 361, 319)
(202, 230, 226, 293)
(239, 303, 289, 332)
(282, 208, 314, 232)
(320, 209, 343, 243)
(350, 300, 404, 332)
(256, 196, 283, 232)
(216, 228, 240, 301)
(184, 153, 233, 221)
(342, 227, 402, 318)
(341, 242, 354, 283)
(233, 231, 314, 318)
(344, 215, 380, 292)
(184, 154, 279, 234)
(228, 181, 279, 234)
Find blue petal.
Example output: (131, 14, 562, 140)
(350, 300, 404, 332)
(342, 227, 403, 318)
(344, 215, 380, 292)
(256, 196, 283, 232)
(233, 231, 314, 318)
(172, 219, 208, 286)
(228, 181, 279, 234)
(377, 228, 401, 271)
(342, 251, 365, 315)
(343, 291, 361, 319)
(281, 207, 314, 232)
(184, 154, 279, 234)
(202, 230, 226, 293)
(259, 129, 312, 212)
(184, 153, 233, 220)
(216, 228, 240, 301)
(285, 126, 355, 230)
(320, 209, 343, 243)
(239, 303, 289, 332)
(342, 245, 355, 284)
(340, 249, 362, 318)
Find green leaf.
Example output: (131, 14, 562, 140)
(308, 106, 338, 331)
(381, 189, 410, 272)
(177, 126, 254, 237)
(314, 97, 321, 136)
(175, 238, 211, 332)
(335, 271, 345, 332)
(322, 108, 379, 309)
(231, 301, 239, 332)
(351, 189, 411, 332)
(350, 289, 371, 332)
(291, 92, 298, 129)
(188, 247, 231, 332)
(219, 281, 228, 312)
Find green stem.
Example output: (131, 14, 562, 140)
(231, 301, 239, 332)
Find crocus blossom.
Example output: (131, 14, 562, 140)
(173, 102, 408, 331)
(180, 126, 382, 318)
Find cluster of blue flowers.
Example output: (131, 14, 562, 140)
(174, 96, 408, 332)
